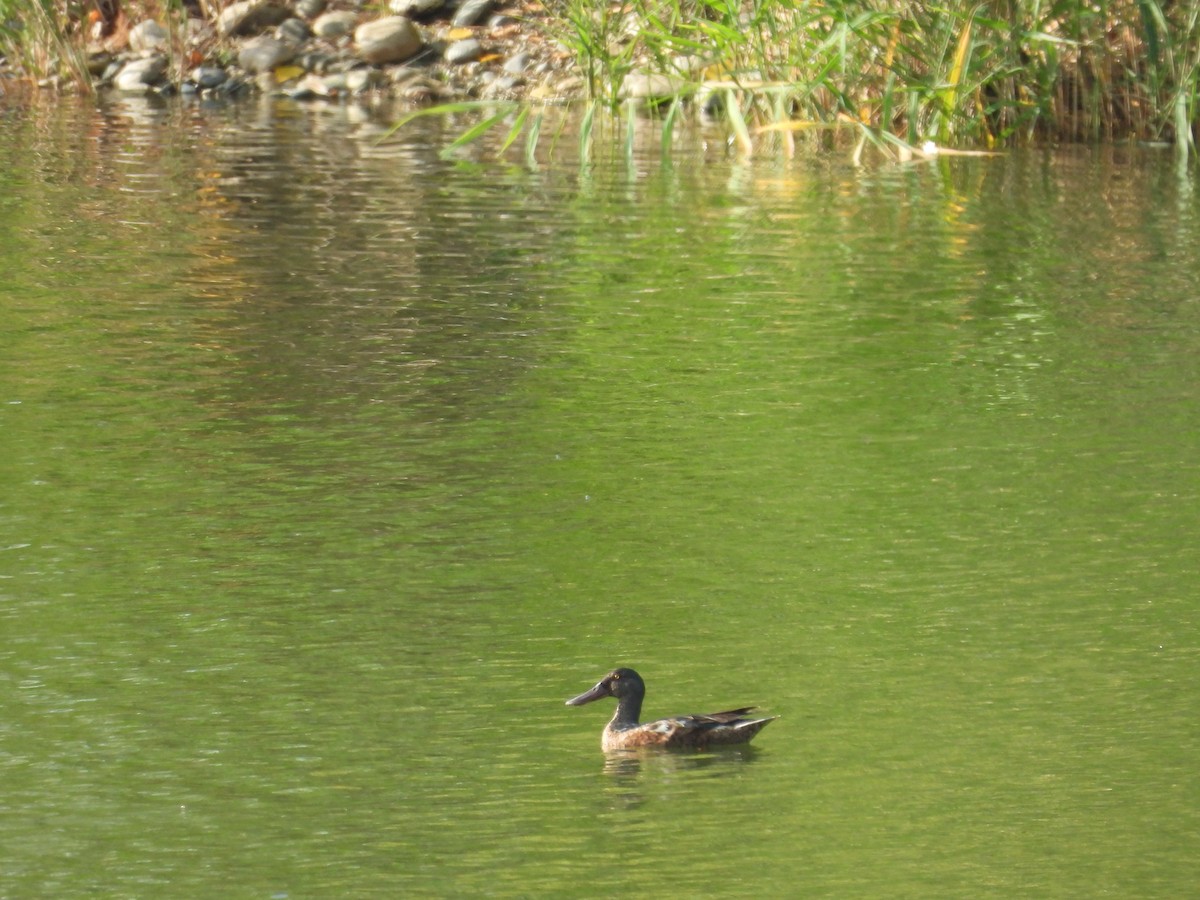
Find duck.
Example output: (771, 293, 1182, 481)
(565, 667, 776, 751)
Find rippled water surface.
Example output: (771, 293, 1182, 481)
(2, 95, 1199, 897)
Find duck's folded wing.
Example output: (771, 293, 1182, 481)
(643, 708, 761, 738)
(693, 707, 759, 724)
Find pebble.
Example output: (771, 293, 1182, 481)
(191, 66, 228, 88)
(345, 68, 386, 92)
(129, 20, 169, 52)
(80, 0, 591, 107)
(452, 0, 492, 27)
(293, 0, 326, 19)
(113, 55, 168, 91)
(503, 52, 530, 74)
(311, 10, 357, 39)
(395, 76, 444, 103)
(87, 52, 113, 76)
(354, 16, 423, 65)
(238, 35, 296, 73)
(482, 73, 523, 97)
(285, 82, 318, 100)
(388, 0, 442, 18)
(276, 18, 313, 44)
(217, 0, 290, 37)
(294, 50, 330, 72)
(445, 38, 482, 65)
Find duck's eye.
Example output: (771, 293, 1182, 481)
(611, 673, 620, 681)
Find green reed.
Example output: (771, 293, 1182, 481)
(542, 0, 1200, 154)
(0, 0, 93, 91)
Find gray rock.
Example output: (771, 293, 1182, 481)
(344, 68, 386, 92)
(311, 10, 357, 38)
(310, 72, 345, 93)
(285, 82, 318, 100)
(87, 51, 113, 77)
(184, 17, 215, 47)
(217, 0, 290, 37)
(394, 74, 444, 103)
(129, 19, 169, 52)
(444, 38, 481, 65)
(451, 0, 492, 27)
(301, 70, 382, 94)
(113, 54, 168, 91)
(294, 0, 326, 18)
(388, 0, 442, 17)
(191, 65, 228, 88)
(503, 51, 530, 74)
(482, 73, 523, 97)
(295, 50, 333, 72)
(354, 16, 422, 65)
(276, 17, 312, 43)
(238, 35, 297, 72)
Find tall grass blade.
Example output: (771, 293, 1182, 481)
(384, 101, 515, 141)
(524, 112, 543, 168)
(1173, 91, 1191, 162)
(725, 89, 753, 155)
(1137, 0, 1161, 72)
(442, 112, 511, 157)
(499, 107, 531, 154)
(624, 101, 636, 167)
(771, 92, 794, 158)
(661, 97, 680, 157)
(579, 100, 597, 166)
(938, 7, 977, 143)
(4, 0, 93, 90)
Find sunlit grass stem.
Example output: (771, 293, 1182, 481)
(0, 0, 93, 90)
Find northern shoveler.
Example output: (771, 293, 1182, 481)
(565, 667, 776, 751)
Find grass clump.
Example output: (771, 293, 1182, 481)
(543, 0, 1200, 152)
(0, 0, 94, 91)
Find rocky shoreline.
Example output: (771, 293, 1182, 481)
(76, 0, 587, 106)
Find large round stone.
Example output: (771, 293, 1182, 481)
(129, 19, 169, 52)
(238, 35, 296, 73)
(388, 0, 442, 18)
(354, 16, 423, 65)
(312, 10, 358, 39)
(217, 0, 290, 37)
(113, 54, 168, 91)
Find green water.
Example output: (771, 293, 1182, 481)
(2, 97, 1199, 897)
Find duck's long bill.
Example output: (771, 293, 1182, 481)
(565, 681, 609, 706)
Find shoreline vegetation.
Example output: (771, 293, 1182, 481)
(1, 0, 1197, 160)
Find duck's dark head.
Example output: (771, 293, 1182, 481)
(565, 668, 645, 707)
